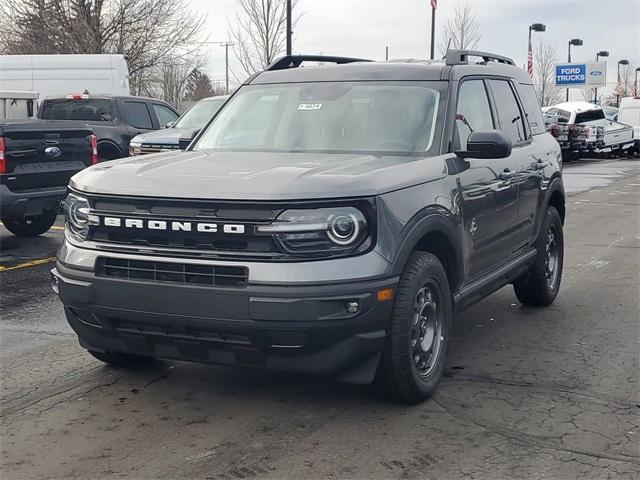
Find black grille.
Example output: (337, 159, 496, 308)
(96, 257, 248, 287)
(86, 196, 282, 257)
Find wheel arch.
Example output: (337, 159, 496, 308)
(97, 139, 124, 160)
(391, 213, 464, 295)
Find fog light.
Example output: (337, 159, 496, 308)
(346, 301, 359, 314)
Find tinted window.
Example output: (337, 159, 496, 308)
(124, 101, 153, 129)
(575, 109, 605, 123)
(517, 84, 545, 135)
(153, 103, 178, 127)
(196, 82, 443, 155)
(489, 80, 527, 144)
(40, 99, 116, 122)
(454, 80, 494, 150)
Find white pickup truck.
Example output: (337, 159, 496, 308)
(544, 102, 634, 160)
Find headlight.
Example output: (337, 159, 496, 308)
(129, 142, 142, 156)
(257, 207, 370, 255)
(62, 193, 97, 241)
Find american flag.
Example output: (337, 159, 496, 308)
(527, 36, 533, 76)
(632, 82, 638, 97)
(431, 0, 437, 9)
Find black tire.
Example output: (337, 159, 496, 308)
(88, 350, 154, 367)
(513, 206, 564, 306)
(2, 209, 57, 237)
(376, 251, 452, 404)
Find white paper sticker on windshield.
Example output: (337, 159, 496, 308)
(297, 103, 323, 111)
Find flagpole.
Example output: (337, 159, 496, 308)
(430, 3, 436, 60)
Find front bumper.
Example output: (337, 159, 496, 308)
(53, 244, 398, 383)
(0, 184, 66, 219)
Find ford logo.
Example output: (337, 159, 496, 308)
(590, 71, 603, 76)
(45, 146, 62, 158)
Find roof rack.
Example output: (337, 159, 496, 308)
(266, 55, 373, 71)
(445, 49, 515, 66)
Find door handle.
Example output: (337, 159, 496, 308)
(535, 160, 550, 170)
(499, 168, 516, 180)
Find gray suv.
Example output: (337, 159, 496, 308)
(52, 51, 565, 403)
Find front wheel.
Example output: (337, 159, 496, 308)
(376, 251, 452, 404)
(513, 206, 564, 306)
(2, 209, 57, 237)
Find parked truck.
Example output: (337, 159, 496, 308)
(0, 119, 97, 236)
(545, 102, 634, 160)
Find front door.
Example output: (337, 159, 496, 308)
(454, 79, 520, 280)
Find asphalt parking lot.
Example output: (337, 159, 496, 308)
(1, 156, 639, 480)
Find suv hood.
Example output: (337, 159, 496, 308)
(132, 127, 199, 145)
(70, 150, 447, 200)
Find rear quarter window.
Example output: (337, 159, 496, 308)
(517, 84, 546, 135)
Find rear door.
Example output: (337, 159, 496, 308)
(454, 78, 519, 279)
(122, 100, 155, 143)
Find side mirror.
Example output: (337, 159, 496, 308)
(166, 121, 175, 128)
(456, 130, 512, 159)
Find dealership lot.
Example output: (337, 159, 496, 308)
(1, 156, 639, 479)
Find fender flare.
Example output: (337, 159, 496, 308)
(390, 211, 465, 290)
(97, 139, 124, 159)
(534, 175, 565, 236)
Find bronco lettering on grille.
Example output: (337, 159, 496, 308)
(101, 217, 246, 234)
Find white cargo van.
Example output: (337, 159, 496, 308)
(0, 54, 129, 103)
(618, 97, 640, 154)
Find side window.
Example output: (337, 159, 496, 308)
(124, 101, 153, 130)
(454, 80, 494, 150)
(517, 84, 545, 135)
(153, 103, 179, 127)
(489, 80, 528, 144)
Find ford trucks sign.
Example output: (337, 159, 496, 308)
(554, 62, 607, 88)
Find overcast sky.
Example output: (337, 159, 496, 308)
(191, 0, 639, 98)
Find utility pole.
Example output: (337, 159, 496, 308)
(202, 41, 234, 95)
(385, 46, 389, 61)
(286, 0, 292, 56)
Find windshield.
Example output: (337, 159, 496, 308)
(174, 98, 225, 129)
(40, 99, 116, 122)
(194, 82, 443, 155)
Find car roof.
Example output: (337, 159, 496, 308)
(249, 58, 532, 85)
(42, 94, 168, 103)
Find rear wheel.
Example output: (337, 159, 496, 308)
(513, 206, 564, 306)
(376, 251, 452, 404)
(2, 209, 57, 237)
(88, 350, 155, 367)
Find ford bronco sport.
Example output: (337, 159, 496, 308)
(52, 51, 565, 403)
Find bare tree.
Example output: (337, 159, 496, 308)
(533, 41, 563, 107)
(438, 2, 481, 56)
(618, 63, 637, 97)
(228, 0, 300, 78)
(0, 0, 207, 97)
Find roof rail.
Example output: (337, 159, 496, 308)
(445, 49, 515, 66)
(266, 55, 373, 71)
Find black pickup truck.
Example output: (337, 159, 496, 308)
(0, 120, 96, 236)
(39, 94, 180, 161)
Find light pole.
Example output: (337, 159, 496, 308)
(286, 0, 292, 56)
(527, 23, 545, 76)
(566, 38, 583, 101)
(594, 50, 609, 104)
(617, 59, 629, 106)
